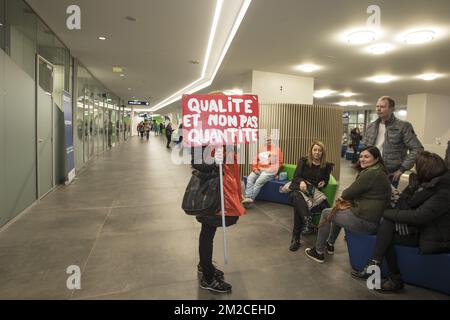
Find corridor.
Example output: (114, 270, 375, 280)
(0, 136, 447, 300)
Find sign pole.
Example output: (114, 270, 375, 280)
(218, 160, 228, 265)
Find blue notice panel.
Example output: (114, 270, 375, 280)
(63, 91, 75, 183)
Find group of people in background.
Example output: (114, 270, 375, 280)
(189, 95, 450, 294)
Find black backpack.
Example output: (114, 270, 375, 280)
(182, 170, 221, 216)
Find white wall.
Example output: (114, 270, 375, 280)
(250, 70, 314, 104)
(407, 93, 450, 157)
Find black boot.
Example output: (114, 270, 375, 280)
(378, 274, 404, 293)
(351, 259, 380, 280)
(289, 232, 301, 251)
(302, 216, 315, 235)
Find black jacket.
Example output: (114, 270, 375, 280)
(383, 171, 450, 254)
(289, 157, 333, 191)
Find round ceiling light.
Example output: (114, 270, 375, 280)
(346, 30, 376, 45)
(313, 90, 335, 98)
(296, 64, 321, 73)
(417, 73, 441, 81)
(369, 75, 396, 83)
(403, 30, 435, 44)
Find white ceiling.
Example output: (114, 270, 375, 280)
(27, 0, 450, 113)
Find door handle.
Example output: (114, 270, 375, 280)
(38, 138, 44, 143)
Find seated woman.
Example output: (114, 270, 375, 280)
(352, 151, 450, 292)
(305, 146, 391, 263)
(288, 141, 334, 251)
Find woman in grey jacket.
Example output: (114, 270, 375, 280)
(305, 146, 391, 263)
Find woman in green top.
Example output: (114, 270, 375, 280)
(305, 146, 391, 264)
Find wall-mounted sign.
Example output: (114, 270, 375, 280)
(128, 100, 149, 106)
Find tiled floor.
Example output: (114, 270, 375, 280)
(0, 135, 448, 300)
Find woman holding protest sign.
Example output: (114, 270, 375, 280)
(190, 145, 246, 293)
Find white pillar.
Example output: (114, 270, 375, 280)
(407, 93, 450, 157)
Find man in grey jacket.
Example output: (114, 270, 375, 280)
(362, 96, 424, 187)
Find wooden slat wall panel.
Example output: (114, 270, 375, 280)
(240, 103, 342, 181)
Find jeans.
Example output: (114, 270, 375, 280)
(388, 173, 400, 188)
(315, 208, 379, 253)
(372, 219, 419, 275)
(245, 171, 275, 200)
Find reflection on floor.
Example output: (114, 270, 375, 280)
(0, 136, 447, 300)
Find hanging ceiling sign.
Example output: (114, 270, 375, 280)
(182, 94, 259, 147)
(128, 100, 149, 106)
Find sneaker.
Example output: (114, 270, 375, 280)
(304, 247, 325, 263)
(326, 241, 335, 255)
(197, 263, 224, 280)
(200, 276, 232, 293)
(241, 198, 254, 204)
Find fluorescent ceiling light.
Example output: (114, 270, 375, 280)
(367, 43, 393, 55)
(98, 36, 107, 41)
(296, 64, 321, 73)
(120, 74, 125, 77)
(313, 90, 335, 98)
(346, 30, 376, 45)
(341, 92, 355, 98)
(403, 30, 435, 44)
(417, 73, 442, 81)
(369, 75, 396, 83)
(150, 0, 252, 112)
(201, 0, 223, 78)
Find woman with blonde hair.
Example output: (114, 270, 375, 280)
(288, 141, 334, 251)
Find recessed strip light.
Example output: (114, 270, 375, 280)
(417, 73, 442, 81)
(341, 92, 355, 98)
(201, 0, 224, 78)
(150, 0, 252, 111)
(403, 30, 435, 44)
(346, 30, 376, 45)
(98, 36, 107, 41)
(296, 64, 321, 73)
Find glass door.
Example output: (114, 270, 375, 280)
(36, 55, 54, 198)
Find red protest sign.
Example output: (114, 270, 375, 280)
(182, 94, 259, 147)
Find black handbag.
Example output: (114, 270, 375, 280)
(182, 169, 221, 216)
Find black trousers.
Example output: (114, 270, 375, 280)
(289, 192, 329, 234)
(373, 219, 419, 275)
(197, 216, 238, 283)
(166, 135, 171, 147)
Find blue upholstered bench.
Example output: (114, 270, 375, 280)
(345, 230, 450, 295)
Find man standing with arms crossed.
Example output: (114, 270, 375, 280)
(363, 96, 424, 187)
